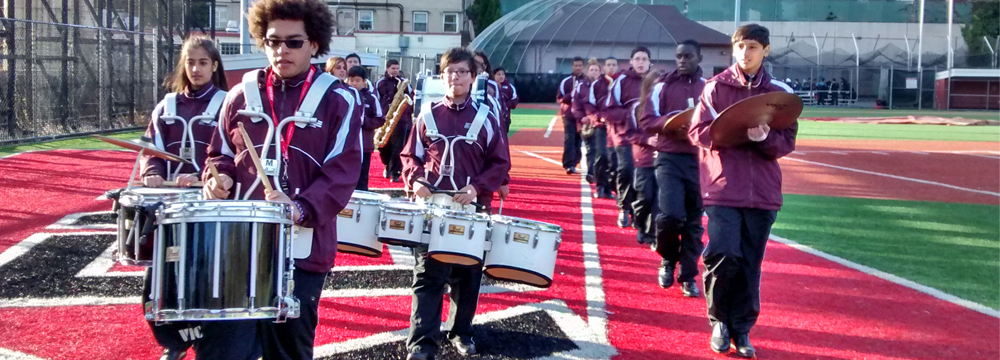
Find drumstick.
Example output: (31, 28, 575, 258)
(206, 161, 224, 188)
(237, 122, 274, 193)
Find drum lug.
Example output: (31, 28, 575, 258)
(409, 219, 415, 234)
(439, 221, 445, 236)
(355, 207, 362, 223)
(380, 213, 387, 231)
(505, 227, 511, 244)
(554, 237, 561, 251)
(532, 233, 539, 249)
(469, 226, 474, 240)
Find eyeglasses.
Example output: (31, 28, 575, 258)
(444, 69, 471, 77)
(263, 38, 308, 49)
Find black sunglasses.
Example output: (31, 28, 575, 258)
(263, 38, 309, 49)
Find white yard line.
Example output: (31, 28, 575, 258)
(783, 156, 1000, 197)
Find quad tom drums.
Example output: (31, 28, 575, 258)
(337, 191, 391, 257)
(484, 216, 563, 288)
(108, 187, 201, 267)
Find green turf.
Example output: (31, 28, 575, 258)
(508, 107, 1000, 142)
(0, 130, 145, 158)
(510, 108, 559, 133)
(772, 194, 1000, 310)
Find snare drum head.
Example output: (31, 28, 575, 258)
(120, 187, 200, 206)
(351, 190, 390, 204)
(381, 200, 425, 212)
(160, 200, 293, 223)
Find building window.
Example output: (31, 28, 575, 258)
(215, 6, 229, 29)
(358, 10, 374, 31)
(219, 42, 241, 55)
(413, 11, 428, 33)
(443, 12, 459, 33)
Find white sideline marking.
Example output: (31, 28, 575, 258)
(543, 116, 558, 138)
(0, 347, 48, 360)
(47, 211, 116, 230)
(769, 234, 1000, 318)
(783, 156, 1000, 197)
(521, 150, 616, 355)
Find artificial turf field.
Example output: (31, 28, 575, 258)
(0, 106, 996, 359)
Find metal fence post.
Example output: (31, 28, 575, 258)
(888, 65, 894, 110)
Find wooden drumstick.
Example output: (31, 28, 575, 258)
(237, 122, 274, 193)
(206, 161, 224, 188)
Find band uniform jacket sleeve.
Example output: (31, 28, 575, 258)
(640, 83, 669, 134)
(504, 81, 519, 110)
(571, 80, 590, 123)
(688, 81, 718, 150)
(142, 100, 169, 178)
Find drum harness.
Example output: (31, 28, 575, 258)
(419, 75, 491, 193)
(236, 69, 338, 200)
(155, 89, 228, 181)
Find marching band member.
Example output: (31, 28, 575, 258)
(400, 47, 511, 360)
(688, 24, 796, 358)
(140, 34, 229, 360)
(596, 57, 619, 200)
(639, 40, 706, 296)
(347, 65, 385, 191)
(557, 57, 585, 174)
(630, 69, 663, 247)
(200, 0, 363, 358)
(605, 47, 652, 230)
(324, 56, 347, 81)
(572, 58, 608, 197)
(473, 51, 511, 204)
(493, 66, 518, 135)
(376, 59, 413, 183)
(346, 52, 383, 118)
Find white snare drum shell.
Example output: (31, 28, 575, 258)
(337, 191, 390, 257)
(427, 210, 489, 267)
(377, 201, 427, 247)
(484, 216, 562, 288)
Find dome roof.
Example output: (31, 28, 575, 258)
(471, 0, 730, 73)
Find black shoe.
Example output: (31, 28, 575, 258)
(566, 167, 577, 174)
(406, 350, 433, 360)
(159, 349, 187, 360)
(681, 281, 700, 297)
(585, 174, 595, 184)
(391, 175, 402, 183)
(617, 209, 632, 228)
(383, 168, 390, 179)
(658, 264, 675, 288)
(449, 336, 477, 356)
(710, 322, 730, 353)
(732, 333, 755, 358)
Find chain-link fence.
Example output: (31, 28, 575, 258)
(0, 18, 158, 145)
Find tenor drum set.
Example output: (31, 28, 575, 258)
(338, 190, 564, 289)
(97, 135, 300, 324)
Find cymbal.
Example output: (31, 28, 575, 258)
(660, 108, 695, 140)
(709, 92, 803, 148)
(92, 135, 191, 164)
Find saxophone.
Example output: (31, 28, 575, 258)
(374, 78, 411, 148)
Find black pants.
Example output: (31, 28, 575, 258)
(653, 153, 704, 282)
(407, 245, 483, 355)
(379, 125, 408, 176)
(562, 116, 582, 169)
(702, 206, 777, 335)
(357, 151, 372, 191)
(632, 166, 658, 242)
(142, 269, 199, 352)
(193, 269, 327, 360)
(584, 127, 612, 189)
(613, 145, 635, 212)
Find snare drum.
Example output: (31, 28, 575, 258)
(484, 216, 562, 288)
(146, 200, 299, 322)
(377, 200, 428, 247)
(337, 191, 390, 257)
(427, 208, 490, 266)
(109, 187, 200, 267)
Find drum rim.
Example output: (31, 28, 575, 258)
(427, 250, 483, 266)
(351, 190, 391, 203)
(380, 201, 427, 212)
(489, 215, 562, 233)
(431, 208, 489, 221)
(337, 242, 383, 257)
(483, 265, 553, 288)
(159, 200, 293, 224)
